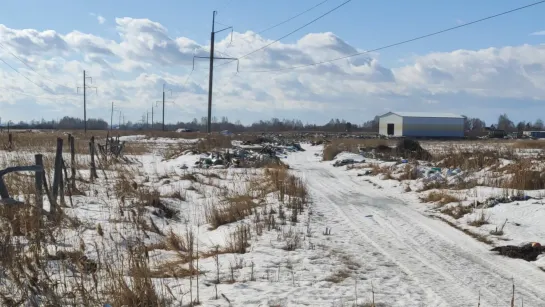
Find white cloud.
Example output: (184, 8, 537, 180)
(1, 18, 545, 124)
(97, 15, 106, 25)
(530, 30, 545, 36)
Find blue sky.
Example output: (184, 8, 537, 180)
(1, 0, 545, 126)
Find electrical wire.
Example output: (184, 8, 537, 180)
(216, 0, 352, 68)
(171, 70, 196, 106)
(0, 42, 74, 91)
(241, 0, 545, 73)
(256, 0, 331, 35)
(0, 57, 55, 94)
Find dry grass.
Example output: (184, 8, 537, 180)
(322, 139, 390, 161)
(195, 135, 233, 152)
(436, 216, 493, 244)
(468, 210, 490, 227)
(205, 194, 257, 229)
(503, 161, 545, 190)
(0, 131, 317, 305)
(511, 140, 545, 150)
(370, 164, 393, 180)
(398, 164, 418, 180)
(433, 148, 512, 171)
(323, 269, 351, 283)
(440, 204, 473, 219)
(421, 191, 461, 206)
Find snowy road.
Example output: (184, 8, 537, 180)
(285, 146, 545, 307)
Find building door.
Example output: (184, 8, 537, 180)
(387, 123, 394, 135)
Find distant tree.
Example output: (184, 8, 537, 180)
(471, 118, 485, 131)
(534, 119, 544, 130)
(516, 121, 526, 132)
(463, 116, 485, 131)
(345, 122, 352, 132)
(497, 114, 515, 131)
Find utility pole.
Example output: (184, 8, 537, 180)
(110, 101, 114, 131)
(77, 70, 97, 134)
(163, 84, 165, 131)
(194, 11, 238, 134)
(157, 84, 172, 132)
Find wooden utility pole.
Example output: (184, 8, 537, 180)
(110, 101, 114, 131)
(194, 11, 238, 134)
(77, 70, 97, 134)
(157, 85, 172, 131)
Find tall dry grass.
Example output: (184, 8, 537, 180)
(322, 139, 391, 161)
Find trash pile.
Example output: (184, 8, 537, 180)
(490, 242, 544, 261)
(333, 158, 365, 167)
(475, 194, 534, 208)
(193, 142, 305, 169)
(359, 139, 432, 162)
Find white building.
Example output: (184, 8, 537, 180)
(378, 112, 465, 138)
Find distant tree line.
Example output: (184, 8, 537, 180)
(2, 114, 544, 134)
(2, 116, 108, 130)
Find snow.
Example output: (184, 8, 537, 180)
(286, 145, 545, 306)
(119, 134, 201, 144)
(2, 138, 545, 306)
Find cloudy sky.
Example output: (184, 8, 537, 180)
(0, 0, 544, 126)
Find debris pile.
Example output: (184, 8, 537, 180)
(475, 195, 533, 208)
(359, 139, 431, 162)
(333, 158, 364, 167)
(98, 135, 125, 158)
(490, 242, 544, 261)
(395, 139, 432, 161)
(194, 142, 305, 169)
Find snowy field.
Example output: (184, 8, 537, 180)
(0, 134, 544, 306)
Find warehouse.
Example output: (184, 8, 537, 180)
(378, 112, 465, 138)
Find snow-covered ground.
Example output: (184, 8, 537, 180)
(1, 137, 544, 306)
(286, 145, 545, 306)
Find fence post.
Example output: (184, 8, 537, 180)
(69, 134, 76, 191)
(51, 138, 63, 214)
(7, 133, 13, 151)
(90, 136, 98, 181)
(34, 154, 44, 211)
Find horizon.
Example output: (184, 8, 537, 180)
(1, 0, 545, 125)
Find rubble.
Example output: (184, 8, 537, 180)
(333, 158, 364, 167)
(193, 141, 305, 169)
(475, 195, 534, 208)
(490, 242, 544, 261)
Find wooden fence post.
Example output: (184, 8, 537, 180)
(51, 137, 63, 214)
(7, 133, 13, 151)
(0, 165, 44, 206)
(90, 136, 98, 181)
(34, 154, 44, 210)
(69, 134, 76, 191)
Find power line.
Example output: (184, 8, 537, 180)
(241, 0, 545, 73)
(0, 42, 74, 91)
(217, 0, 352, 68)
(0, 57, 55, 94)
(256, 0, 332, 35)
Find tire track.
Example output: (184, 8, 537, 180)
(286, 150, 545, 306)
